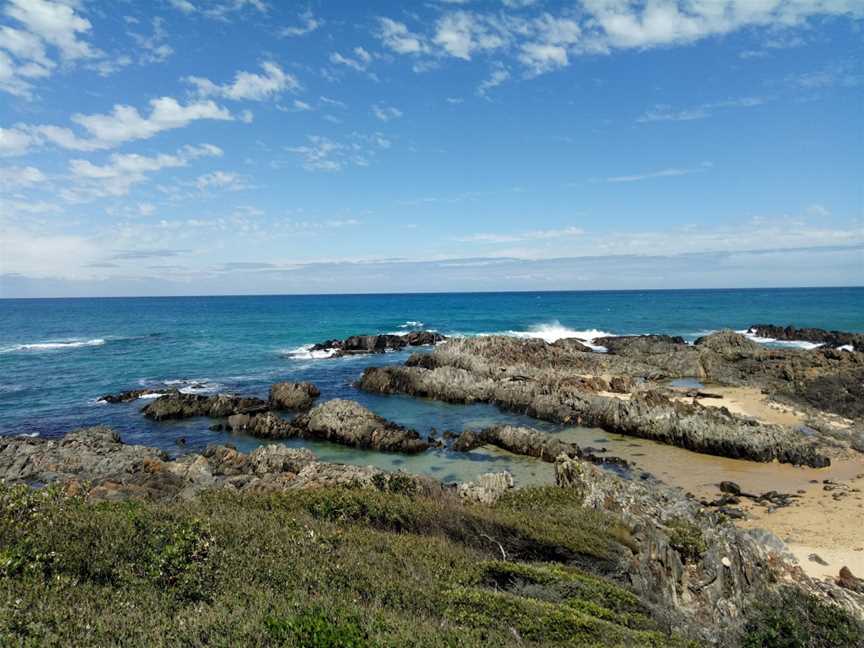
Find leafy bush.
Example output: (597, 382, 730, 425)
(743, 587, 864, 648)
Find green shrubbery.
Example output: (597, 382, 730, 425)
(0, 481, 860, 646)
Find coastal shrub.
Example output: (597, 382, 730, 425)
(666, 518, 707, 563)
(742, 587, 864, 648)
(444, 586, 672, 646)
(477, 561, 652, 628)
(264, 608, 370, 647)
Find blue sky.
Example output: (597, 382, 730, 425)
(0, 0, 861, 297)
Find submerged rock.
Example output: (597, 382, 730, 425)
(98, 388, 176, 403)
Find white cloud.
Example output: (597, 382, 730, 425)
(4, 0, 96, 61)
(600, 163, 711, 183)
(187, 62, 298, 101)
(128, 17, 173, 65)
(330, 47, 373, 72)
(286, 132, 391, 172)
(377, 18, 427, 55)
(0, 0, 101, 97)
(0, 126, 34, 155)
(457, 226, 584, 243)
(637, 98, 763, 123)
(374, 2, 863, 79)
(477, 63, 510, 95)
(194, 170, 245, 191)
(167, 0, 268, 20)
(65, 143, 222, 201)
(281, 10, 319, 37)
(0, 164, 45, 189)
(371, 104, 402, 122)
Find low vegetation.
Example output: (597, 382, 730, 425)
(0, 482, 860, 646)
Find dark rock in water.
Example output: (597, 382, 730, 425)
(719, 481, 742, 496)
(749, 324, 863, 350)
(98, 388, 176, 403)
(308, 331, 445, 357)
(294, 399, 430, 454)
(269, 381, 320, 410)
(141, 392, 269, 421)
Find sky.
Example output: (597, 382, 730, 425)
(0, 0, 862, 298)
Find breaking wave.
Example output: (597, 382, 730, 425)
(499, 322, 613, 352)
(0, 338, 106, 354)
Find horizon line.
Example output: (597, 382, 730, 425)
(1, 285, 862, 301)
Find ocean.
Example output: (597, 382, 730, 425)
(1, 287, 861, 484)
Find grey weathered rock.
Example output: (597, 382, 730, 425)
(452, 425, 583, 462)
(269, 381, 320, 410)
(553, 453, 864, 644)
(0, 427, 431, 501)
(296, 399, 429, 454)
(748, 324, 863, 350)
(457, 471, 514, 505)
(358, 356, 830, 467)
(309, 331, 446, 357)
(141, 392, 269, 421)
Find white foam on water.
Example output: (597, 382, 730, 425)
(0, 338, 106, 353)
(281, 344, 339, 360)
(740, 329, 824, 350)
(499, 321, 613, 352)
(398, 320, 425, 329)
(17, 432, 39, 438)
(838, 344, 855, 352)
(137, 392, 164, 399)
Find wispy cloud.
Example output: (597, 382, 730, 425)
(456, 226, 583, 243)
(598, 162, 712, 183)
(637, 97, 764, 123)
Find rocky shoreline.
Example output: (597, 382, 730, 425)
(4, 323, 864, 644)
(2, 425, 863, 643)
(357, 330, 864, 466)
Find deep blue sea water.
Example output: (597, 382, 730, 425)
(1, 288, 861, 484)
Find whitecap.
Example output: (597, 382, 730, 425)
(0, 338, 106, 353)
(741, 329, 824, 350)
(398, 320, 425, 329)
(838, 344, 855, 352)
(281, 344, 339, 360)
(17, 432, 39, 438)
(499, 321, 613, 352)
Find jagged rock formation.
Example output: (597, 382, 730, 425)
(309, 331, 446, 357)
(358, 335, 831, 467)
(142, 392, 270, 421)
(0, 427, 438, 501)
(294, 399, 429, 453)
(268, 381, 320, 410)
(748, 324, 863, 350)
(554, 453, 864, 643)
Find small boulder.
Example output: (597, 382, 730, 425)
(269, 382, 320, 411)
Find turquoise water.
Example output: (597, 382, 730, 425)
(1, 288, 861, 484)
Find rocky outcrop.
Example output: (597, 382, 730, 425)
(749, 324, 863, 350)
(457, 471, 514, 505)
(359, 361, 829, 467)
(453, 425, 585, 462)
(98, 388, 176, 403)
(309, 331, 446, 357)
(0, 427, 437, 501)
(142, 392, 269, 421)
(269, 381, 320, 410)
(554, 453, 864, 643)
(295, 399, 429, 454)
